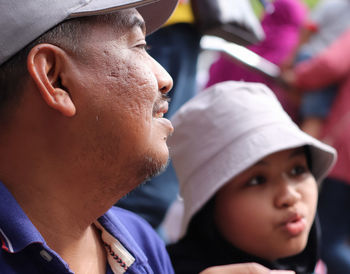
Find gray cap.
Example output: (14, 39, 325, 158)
(0, 0, 178, 65)
(168, 81, 337, 238)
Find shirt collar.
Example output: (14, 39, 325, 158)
(0, 181, 45, 253)
(97, 208, 149, 270)
(0, 181, 148, 273)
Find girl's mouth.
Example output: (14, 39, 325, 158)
(283, 215, 306, 236)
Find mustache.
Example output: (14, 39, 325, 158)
(152, 93, 171, 116)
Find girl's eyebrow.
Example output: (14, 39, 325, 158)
(289, 148, 305, 158)
(253, 148, 306, 167)
(252, 160, 267, 167)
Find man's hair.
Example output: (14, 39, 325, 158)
(0, 10, 133, 119)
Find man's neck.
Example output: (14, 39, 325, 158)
(2, 177, 111, 273)
(52, 224, 107, 274)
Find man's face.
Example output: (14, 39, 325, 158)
(66, 9, 173, 193)
(214, 148, 318, 261)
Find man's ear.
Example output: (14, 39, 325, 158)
(27, 44, 76, 117)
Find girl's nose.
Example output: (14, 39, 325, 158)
(274, 179, 302, 208)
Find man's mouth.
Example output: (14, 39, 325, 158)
(152, 99, 174, 137)
(153, 100, 169, 118)
(154, 112, 165, 118)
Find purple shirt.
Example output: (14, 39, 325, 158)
(0, 182, 174, 273)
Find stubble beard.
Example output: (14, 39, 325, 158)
(141, 153, 170, 182)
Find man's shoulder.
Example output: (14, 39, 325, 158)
(106, 206, 155, 233)
(104, 206, 166, 250)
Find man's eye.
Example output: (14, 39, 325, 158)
(246, 175, 266, 187)
(137, 43, 151, 51)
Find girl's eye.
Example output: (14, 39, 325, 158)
(290, 165, 309, 177)
(246, 175, 266, 187)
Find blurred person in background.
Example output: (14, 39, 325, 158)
(206, 0, 308, 121)
(282, 0, 350, 138)
(281, 28, 350, 274)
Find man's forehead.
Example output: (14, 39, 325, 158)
(85, 9, 146, 38)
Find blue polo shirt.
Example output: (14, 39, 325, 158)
(0, 182, 174, 273)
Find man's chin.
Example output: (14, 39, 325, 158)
(143, 155, 170, 181)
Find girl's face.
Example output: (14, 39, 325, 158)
(214, 147, 318, 261)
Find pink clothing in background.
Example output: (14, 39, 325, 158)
(206, 0, 308, 120)
(295, 28, 350, 184)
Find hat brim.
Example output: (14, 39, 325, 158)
(70, 0, 178, 34)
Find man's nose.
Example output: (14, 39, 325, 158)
(153, 58, 173, 94)
(274, 178, 302, 208)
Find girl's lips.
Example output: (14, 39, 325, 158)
(282, 215, 306, 236)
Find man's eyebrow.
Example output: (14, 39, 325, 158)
(127, 15, 146, 34)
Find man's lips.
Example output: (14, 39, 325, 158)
(153, 99, 169, 118)
(157, 118, 174, 136)
(153, 100, 174, 135)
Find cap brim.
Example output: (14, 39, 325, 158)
(70, 0, 178, 34)
(137, 0, 178, 34)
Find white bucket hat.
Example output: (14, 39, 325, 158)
(0, 0, 178, 65)
(168, 81, 337, 238)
